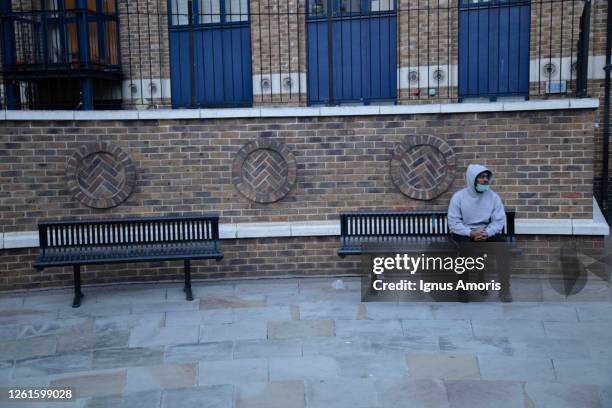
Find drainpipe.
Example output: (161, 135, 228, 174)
(603, 0, 611, 218)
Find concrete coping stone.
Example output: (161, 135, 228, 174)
(1, 98, 599, 121)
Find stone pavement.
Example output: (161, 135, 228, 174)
(0, 277, 610, 408)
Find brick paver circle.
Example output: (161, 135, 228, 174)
(390, 135, 456, 200)
(232, 138, 297, 203)
(66, 142, 136, 209)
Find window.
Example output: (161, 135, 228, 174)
(170, 0, 191, 25)
(370, 0, 394, 12)
(225, 0, 248, 22)
(199, 0, 220, 24)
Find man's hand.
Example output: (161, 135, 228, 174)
(470, 230, 488, 241)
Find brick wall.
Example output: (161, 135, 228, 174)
(0, 109, 597, 234)
(0, 234, 604, 291)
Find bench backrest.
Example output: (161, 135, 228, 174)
(38, 215, 220, 249)
(340, 211, 515, 237)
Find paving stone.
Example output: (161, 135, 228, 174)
(85, 390, 162, 408)
(335, 320, 402, 338)
(600, 385, 612, 408)
(22, 319, 94, 340)
(22, 292, 74, 307)
(302, 335, 439, 358)
(200, 296, 266, 310)
(235, 281, 299, 296)
(236, 380, 305, 408)
(200, 321, 267, 342)
(575, 303, 612, 321)
(471, 319, 546, 338)
(446, 380, 525, 408)
(162, 385, 234, 408)
(49, 370, 126, 398)
(407, 354, 480, 380)
(365, 303, 433, 320)
(130, 326, 199, 347)
(165, 309, 233, 326)
(478, 356, 555, 381)
(93, 347, 165, 368)
(584, 337, 612, 359)
(337, 352, 408, 380)
(269, 356, 339, 381)
(524, 382, 603, 408)
(233, 338, 302, 359)
(199, 358, 268, 385)
(305, 378, 379, 408)
(268, 320, 335, 339)
(544, 321, 612, 341)
(0, 308, 58, 326)
(165, 342, 233, 363)
(431, 304, 505, 320)
(13, 352, 92, 378)
(125, 363, 197, 392)
(0, 325, 20, 341)
(0, 296, 24, 308)
(166, 283, 234, 300)
(131, 301, 199, 314)
(58, 302, 132, 318)
(401, 319, 472, 337)
(0, 335, 57, 361)
(232, 306, 293, 322)
(502, 304, 578, 321)
(376, 378, 450, 408)
(509, 337, 591, 359)
(58, 330, 129, 353)
(94, 313, 164, 332)
(91, 287, 166, 305)
(553, 359, 612, 386)
(439, 336, 514, 356)
(299, 301, 360, 320)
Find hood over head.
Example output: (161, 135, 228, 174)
(465, 164, 492, 194)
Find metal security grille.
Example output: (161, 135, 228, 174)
(0, 0, 594, 109)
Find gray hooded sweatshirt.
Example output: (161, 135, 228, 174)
(447, 164, 506, 237)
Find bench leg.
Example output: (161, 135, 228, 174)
(184, 260, 193, 301)
(72, 265, 84, 308)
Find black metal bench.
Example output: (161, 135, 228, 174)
(34, 215, 223, 307)
(338, 210, 516, 257)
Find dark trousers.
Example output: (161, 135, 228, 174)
(450, 233, 511, 294)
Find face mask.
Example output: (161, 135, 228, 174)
(475, 183, 489, 193)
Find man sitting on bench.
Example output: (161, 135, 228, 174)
(447, 164, 512, 302)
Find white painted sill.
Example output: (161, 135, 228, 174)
(0, 98, 599, 121)
(1, 198, 608, 249)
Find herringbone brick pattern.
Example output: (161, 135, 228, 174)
(77, 153, 126, 199)
(241, 149, 288, 194)
(400, 145, 447, 190)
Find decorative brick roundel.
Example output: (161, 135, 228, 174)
(232, 139, 297, 203)
(390, 135, 456, 200)
(66, 142, 136, 209)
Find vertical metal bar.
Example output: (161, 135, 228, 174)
(268, 0, 273, 101)
(326, 0, 333, 104)
(126, 0, 134, 106)
(602, 0, 611, 217)
(277, 0, 282, 102)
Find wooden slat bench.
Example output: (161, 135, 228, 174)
(34, 215, 223, 307)
(338, 210, 516, 257)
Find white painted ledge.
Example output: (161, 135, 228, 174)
(1, 98, 599, 121)
(2, 202, 608, 250)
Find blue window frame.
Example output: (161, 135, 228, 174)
(306, 0, 397, 105)
(168, 0, 253, 108)
(458, 0, 530, 100)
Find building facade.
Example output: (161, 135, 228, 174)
(0, 0, 609, 290)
